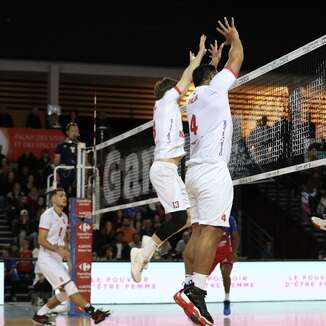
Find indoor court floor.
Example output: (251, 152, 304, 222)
(2, 301, 326, 326)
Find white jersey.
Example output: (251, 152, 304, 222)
(38, 207, 68, 262)
(186, 68, 237, 165)
(153, 87, 186, 160)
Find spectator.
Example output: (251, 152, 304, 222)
(0, 166, 9, 209)
(123, 207, 140, 219)
(27, 186, 40, 216)
(129, 233, 141, 249)
(117, 217, 137, 244)
(103, 245, 117, 261)
(140, 218, 154, 237)
(24, 174, 36, 194)
(54, 122, 79, 195)
(153, 214, 162, 229)
(17, 166, 30, 186)
(114, 210, 123, 229)
(3, 247, 20, 301)
(0, 106, 14, 127)
(114, 231, 130, 260)
(17, 209, 37, 248)
(93, 221, 115, 257)
(318, 250, 326, 260)
(175, 231, 191, 258)
(26, 107, 42, 129)
(316, 188, 326, 218)
(18, 153, 37, 173)
(7, 170, 16, 192)
(7, 182, 25, 205)
(261, 241, 274, 260)
(18, 240, 33, 276)
(37, 150, 53, 187)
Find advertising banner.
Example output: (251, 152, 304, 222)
(90, 261, 326, 304)
(0, 128, 64, 161)
(69, 199, 93, 316)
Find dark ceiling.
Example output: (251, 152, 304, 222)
(0, 4, 324, 72)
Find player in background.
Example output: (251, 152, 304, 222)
(33, 188, 110, 325)
(130, 35, 207, 283)
(174, 17, 244, 326)
(209, 215, 240, 316)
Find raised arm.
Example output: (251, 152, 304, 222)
(176, 34, 207, 95)
(216, 17, 244, 76)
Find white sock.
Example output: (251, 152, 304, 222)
(225, 293, 230, 301)
(142, 237, 157, 260)
(185, 274, 193, 285)
(193, 272, 208, 291)
(37, 304, 50, 316)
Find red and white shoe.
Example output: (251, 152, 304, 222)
(174, 287, 214, 326)
(311, 216, 326, 231)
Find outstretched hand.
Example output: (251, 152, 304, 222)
(199, 34, 207, 54)
(190, 34, 207, 63)
(216, 17, 239, 45)
(208, 40, 225, 67)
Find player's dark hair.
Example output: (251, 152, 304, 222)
(154, 77, 178, 100)
(192, 64, 217, 87)
(50, 187, 65, 198)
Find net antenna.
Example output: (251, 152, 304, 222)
(93, 35, 326, 215)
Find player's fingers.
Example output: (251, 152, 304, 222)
(216, 26, 226, 35)
(224, 17, 231, 29)
(231, 17, 235, 27)
(217, 20, 227, 32)
(215, 40, 218, 49)
(219, 43, 225, 52)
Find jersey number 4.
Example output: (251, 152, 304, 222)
(190, 114, 198, 135)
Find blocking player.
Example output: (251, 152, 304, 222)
(174, 17, 243, 326)
(130, 35, 207, 283)
(209, 215, 240, 316)
(33, 188, 110, 325)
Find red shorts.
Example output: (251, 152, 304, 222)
(209, 246, 234, 274)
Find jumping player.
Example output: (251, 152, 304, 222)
(130, 34, 207, 283)
(209, 215, 240, 316)
(174, 17, 244, 325)
(33, 188, 110, 325)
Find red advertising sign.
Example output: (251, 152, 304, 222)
(0, 128, 64, 161)
(76, 199, 92, 218)
(73, 199, 93, 311)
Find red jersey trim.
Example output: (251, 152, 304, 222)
(39, 227, 49, 231)
(225, 66, 238, 78)
(174, 86, 182, 95)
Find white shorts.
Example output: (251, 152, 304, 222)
(150, 161, 190, 213)
(186, 161, 233, 227)
(38, 255, 71, 289)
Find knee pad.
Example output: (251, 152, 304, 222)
(55, 291, 68, 303)
(63, 280, 79, 297)
(156, 210, 188, 241)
